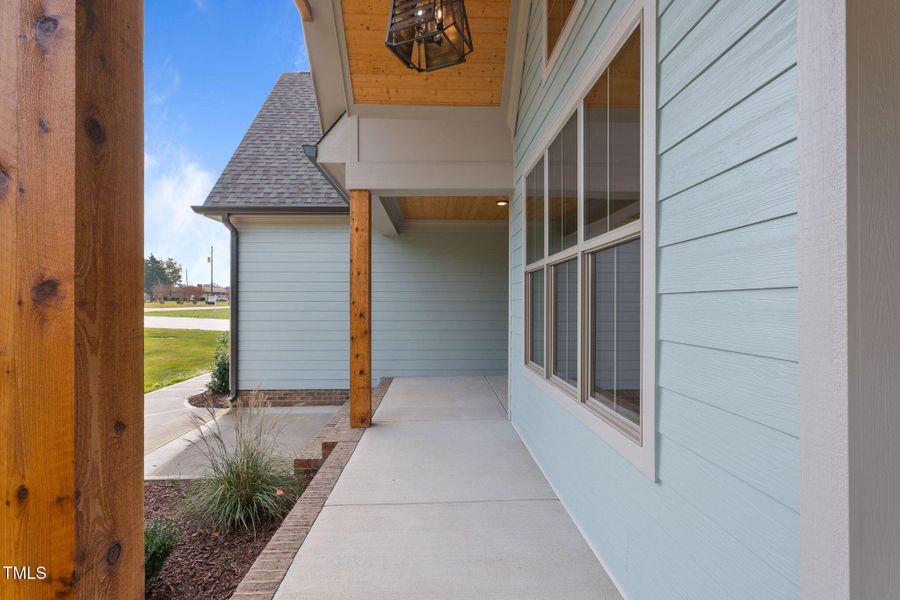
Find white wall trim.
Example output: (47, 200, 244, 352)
(799, 0, 900, 597)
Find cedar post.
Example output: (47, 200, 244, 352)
(349, 190, 372, 428)
(0, 1, 144, 597)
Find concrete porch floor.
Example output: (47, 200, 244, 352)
(273, 376, 622, 600)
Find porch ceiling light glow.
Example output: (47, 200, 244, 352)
(385, 0, 474, 72)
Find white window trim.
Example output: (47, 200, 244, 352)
(543, 0, 585, 80)
(521, 0, 656, 480)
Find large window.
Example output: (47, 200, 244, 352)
(524, 22, 645, 444)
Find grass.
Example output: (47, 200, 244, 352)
(145, 308, 230, 319)
(144, 328, 220, 393)
(145, 301, 230, 308)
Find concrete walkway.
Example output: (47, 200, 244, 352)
(144, 315, 229, 330)
(144, 373, 218, 455)
(273, 376, 622, 600)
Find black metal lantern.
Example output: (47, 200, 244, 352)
(385, 0, 474, 73)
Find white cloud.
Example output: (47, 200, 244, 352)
(294, 41, 309, 71)
(144, 146, 230, 286)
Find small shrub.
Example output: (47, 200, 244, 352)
(145, 519, 178, 594)
(207, 332, 230, 394)
(181, 393, 301, 534)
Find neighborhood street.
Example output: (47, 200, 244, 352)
(144, 316, 229, 331)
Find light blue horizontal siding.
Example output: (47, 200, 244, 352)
(510, 0, 799, 598)
(372, 229, 508, 379)
(238, 223, 349, 389)
(238, 223, 508, 390)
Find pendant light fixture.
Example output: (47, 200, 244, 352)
(385, 0, 474, 72)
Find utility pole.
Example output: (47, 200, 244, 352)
(208, 245, 214, 305)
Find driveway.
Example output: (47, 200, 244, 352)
(144, 316, 229, 331)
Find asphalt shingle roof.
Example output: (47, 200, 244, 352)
(199, 72, 346, 212)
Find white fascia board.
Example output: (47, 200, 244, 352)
(503, 0, 531, 135)
(301, 0, 349, 131)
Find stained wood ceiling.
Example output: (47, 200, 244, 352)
(341, 0, 511, 106)
(396, 196, 509, 220)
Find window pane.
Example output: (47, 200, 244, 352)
(548, 113, 578, 255)
(547, 0, 577, 60)
(584, 26, 641, 239)
(528, 269, 545, 367)
(591, 238, 640, 425)
(526, 158, 544, 265)
(553, 258, 578, 386)
(609, 28, 641, 230)
(584, 70, 609, 239)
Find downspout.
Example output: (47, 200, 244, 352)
(222, 213, 239, 402)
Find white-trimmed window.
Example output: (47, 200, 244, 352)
(523, 9, 655, 477)
(545, 0, 584, 73)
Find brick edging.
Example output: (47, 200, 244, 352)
(237, 389, 349, 407)
(230, 378, 393, 600)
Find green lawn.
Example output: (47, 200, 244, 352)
(144, 328, 221, 393)
(145, 308, 230, 319)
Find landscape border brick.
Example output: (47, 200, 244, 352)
(237, 388, 349, 406)
(230, 378, 392, 600)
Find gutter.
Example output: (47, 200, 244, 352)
(222, 213, 239, 402)
(192, 204, 348, 216)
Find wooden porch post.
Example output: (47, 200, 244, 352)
(349, 190, 372, 428)
(0, 1, 144, 597)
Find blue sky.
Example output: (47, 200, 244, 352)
(145, 0, 309, 286)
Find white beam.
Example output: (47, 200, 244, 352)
(372, 196, 402, 237)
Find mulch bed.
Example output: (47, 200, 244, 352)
(187, 390, 230, 409)
(145, 481, 289, 600)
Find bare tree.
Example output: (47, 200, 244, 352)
(151, 281, 172, 302)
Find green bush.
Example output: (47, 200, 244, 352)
(181, 394, 301, 534)
(144, 519, 178, 594)
(207, 332, 230, 394)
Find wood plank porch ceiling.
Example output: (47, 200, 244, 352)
(342, 0, 511, 106)
(396, 195, 509, 220)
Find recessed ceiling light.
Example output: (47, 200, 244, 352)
(496, 200, 509, 206)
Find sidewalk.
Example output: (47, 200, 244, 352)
(144, 373, 217, 455)
(144, 316, 229, 331)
